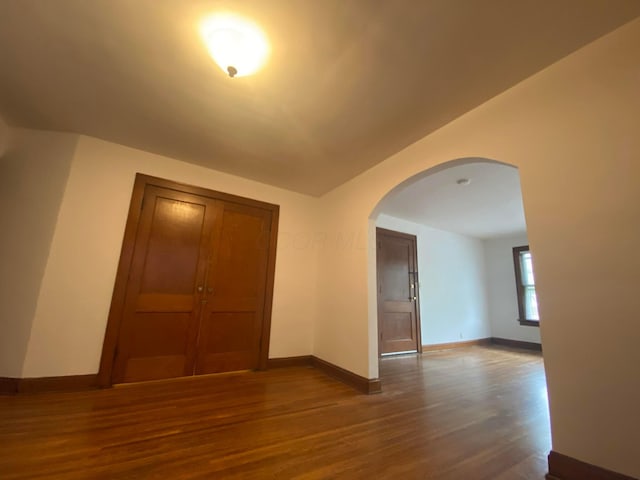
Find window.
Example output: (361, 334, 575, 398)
(512, 245, 539, 326)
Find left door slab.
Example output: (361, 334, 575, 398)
(111, 185, 217, 384)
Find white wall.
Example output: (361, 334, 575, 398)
(21, 135, 319, 377)
(376, 214, 490, 345)
(0, 128, 77, 377)
(315, 18, 640, 477)
(484, 233, 541, 344)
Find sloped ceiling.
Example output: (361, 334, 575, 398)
(0, 0, 638, 195)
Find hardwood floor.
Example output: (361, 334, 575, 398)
(0, 346, 550, 479)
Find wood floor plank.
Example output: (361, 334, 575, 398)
(0, 346, 550, 479)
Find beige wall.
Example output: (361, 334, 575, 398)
(0, 128, 77, 377)
(22, 135, 319, 377)
(315, 18, 640, 477)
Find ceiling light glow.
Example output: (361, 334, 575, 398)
(200, 13, 269, 78)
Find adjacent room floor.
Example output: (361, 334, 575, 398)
(0, 346, 550, 479)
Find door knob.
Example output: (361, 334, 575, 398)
(207, 287, 213, 294)
(197, 286, 204, 293)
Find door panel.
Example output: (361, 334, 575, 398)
(377, 228, 421, 355)
(381, 311, 416, 342)
(123, 355, 186, 383)
(196, 203, 272, 374)
(138, 195, 204, 294)
(197, 312, 257, 373)
(112, 186, 216, 383)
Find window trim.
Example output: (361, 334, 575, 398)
(512, 245, 539, 327)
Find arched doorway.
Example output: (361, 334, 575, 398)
(367, 157, 541, 371)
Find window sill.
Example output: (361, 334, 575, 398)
(518, 319, 540, 327)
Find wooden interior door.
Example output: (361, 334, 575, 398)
(196, 202, 273, 374)
(111, 185, 216, 383)
(376, 228, 421, 355)
(99, 174, 279, 387)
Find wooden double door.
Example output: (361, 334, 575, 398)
(99, 175, 278, 385)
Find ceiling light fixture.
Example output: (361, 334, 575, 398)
(200, 13, 270, 78)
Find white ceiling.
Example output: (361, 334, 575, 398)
(0, 1, 639, 195)
(377, 161, 527, 239)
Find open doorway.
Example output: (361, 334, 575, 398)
(368, 157, 550, 475)
(371, 158, 541, 358)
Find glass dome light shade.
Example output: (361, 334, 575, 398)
(200, 14, 270, 77)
